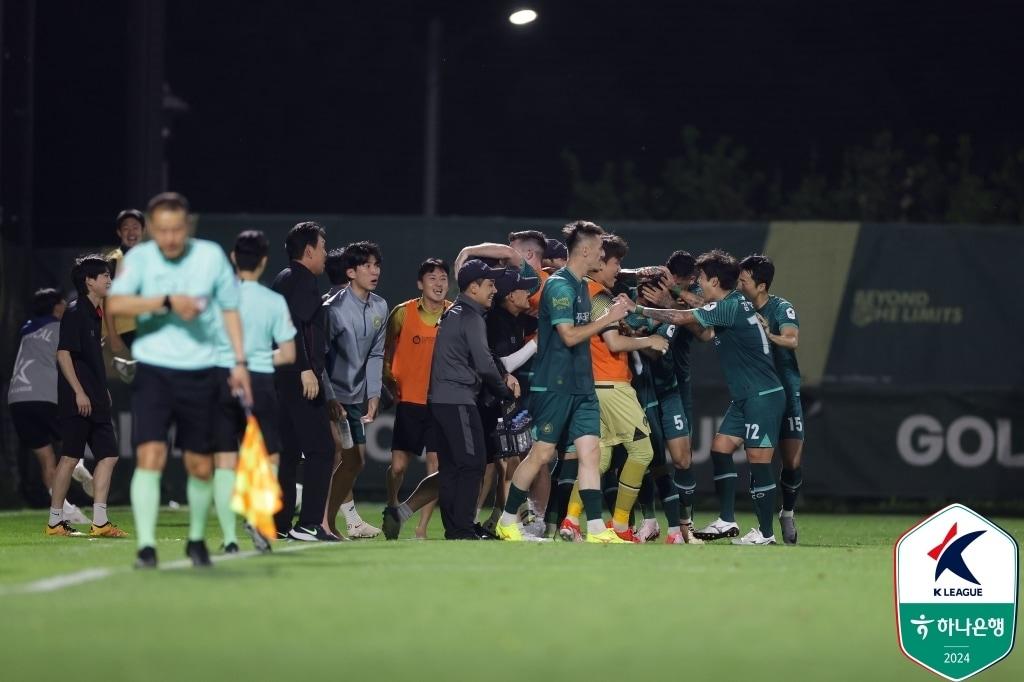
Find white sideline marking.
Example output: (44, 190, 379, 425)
(0, 541, 337, 597)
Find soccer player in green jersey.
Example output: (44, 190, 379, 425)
(738, 255, 803, 544)
(559, 234, 667, 543)
(107, 192, 252, 568)
(629, 249, 785, 545)
(628, 283, 706, 544)
(495, 221, 632, 543)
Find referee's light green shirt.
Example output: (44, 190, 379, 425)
(109, 239, 239, 370)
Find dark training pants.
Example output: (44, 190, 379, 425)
(431, 403, 487, 540)
(274, 371, 335, 533)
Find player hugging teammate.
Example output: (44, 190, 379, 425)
(27, 198, 805, 557)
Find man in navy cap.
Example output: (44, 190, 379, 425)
(428, 259, 520, 540)
(543, 238, 568, 271)
(475, 266, 539, 536)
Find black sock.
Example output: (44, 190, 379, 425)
(781, 466, 802, 512)
(710, 451, 737, 523)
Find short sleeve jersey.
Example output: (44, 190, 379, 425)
(110, 239, 239, 371)
(216, 280, 296, 374)
(531, 267, 594, 395)
(671, 283, 702, 385)
(692, 289, 782, 400)
(57, 298, 110, 419)
(757, 294, 801, 396)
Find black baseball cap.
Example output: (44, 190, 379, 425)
(495, 268, 539, 297)
(545, 238, 568, 260)
(115, 209, 145, 229)
(457, 259, 507, 289)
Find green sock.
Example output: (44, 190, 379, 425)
(639, 471, 656, 519)
(781, 466, 802, 512)
(554, 459, 578, 523)
(213, 468, 238, 545)
(503, 483, 529, 516)
(654, 472, 681, 527)
(130, 469, 162, 549)
(579, 488, 604, 523)
(749, 463, 777, 538)
(545, 460, 564, 525)
(674, 466, 697, 521)
(187, 476, 215, 542)
(710, 451, 737, 522)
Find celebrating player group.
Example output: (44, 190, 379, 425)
(15, 192, 805, 568)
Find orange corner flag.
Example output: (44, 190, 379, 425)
(231, 415, 282, 541)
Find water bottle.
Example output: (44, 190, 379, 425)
(515, 416, 529, 454)
(338, 417, 354, 449)
(496, 418, 510, 456)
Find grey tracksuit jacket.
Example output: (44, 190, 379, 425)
(323, 287, 388, 404)
(428, 295, 513, 406)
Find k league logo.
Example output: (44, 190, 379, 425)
(895, 504, 1018, 681)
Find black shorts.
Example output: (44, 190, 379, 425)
(212, 369, 282, 454)
(132, 363, 218, 454)
(476, 401, 501, 464)
(60, 415, 118, 459)
(9, 401, 60, 450)
(391, 402, 437, 455)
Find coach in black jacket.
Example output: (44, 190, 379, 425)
(429, 259, 519, 540)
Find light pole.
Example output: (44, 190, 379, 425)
(421, 9, 537, 217)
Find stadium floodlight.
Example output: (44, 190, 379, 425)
(508, 9, 538, 26)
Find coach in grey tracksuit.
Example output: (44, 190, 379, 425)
(429, 259, 517, 540)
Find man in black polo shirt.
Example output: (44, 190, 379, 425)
(271, 221, 339, 541)
(45, 255, 126, 538)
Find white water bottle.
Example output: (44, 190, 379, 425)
(338, 417, 354, 449)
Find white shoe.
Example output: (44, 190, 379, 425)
(636, 518, 661, 543)
(522, 518, 546, 538)
(731, 527, 777, 545)
(72, 460, 94, 498)
(62, 500, 90, 525)
(666, 523, 705, 545)
(693, 517, 740, 541)
(347, 520, 382, 539)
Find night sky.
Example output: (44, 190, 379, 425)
(25, 0, 1024, 245)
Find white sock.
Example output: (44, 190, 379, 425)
(341, 501, 361, 525)
(586, 519, 606, 535)
(93, 503, 108, 526)
(780, 509, 794, 518)
(396, 503, 413, 522)
(668, 525, 680, 535)
(499, 511, 518, 526)
(48, 508, 63, 527)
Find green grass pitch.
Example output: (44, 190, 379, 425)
(1, 507, 1020, 681)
